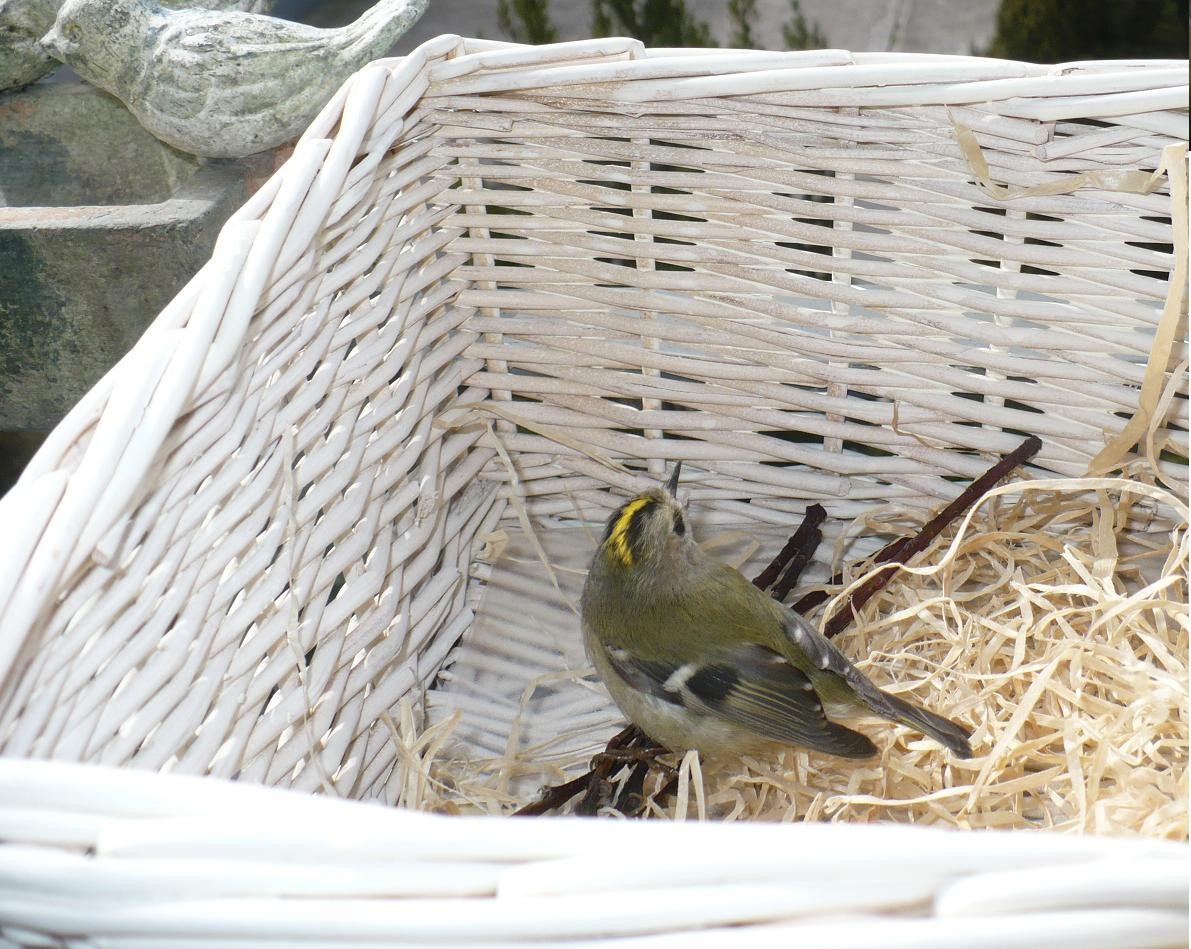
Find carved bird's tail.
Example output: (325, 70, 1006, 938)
(338, 0, 427, 56)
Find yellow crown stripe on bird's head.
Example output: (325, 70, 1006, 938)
(604, 496, 654, 567)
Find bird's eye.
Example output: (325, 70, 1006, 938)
(672, 511, 685, 536)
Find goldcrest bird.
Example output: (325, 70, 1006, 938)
(580, 465, 972, 760)
(39, 0, 427, 157)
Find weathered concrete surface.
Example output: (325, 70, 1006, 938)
(0, 0, 62, 90)
(0, 81, 279, 430)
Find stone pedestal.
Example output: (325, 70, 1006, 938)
(0, 80, 280, 432)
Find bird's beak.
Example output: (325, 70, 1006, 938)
(665, 462, 682, 497)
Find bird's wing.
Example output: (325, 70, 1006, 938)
(170, 13, 330, 57)
(152, 15, 334, 94)
(140, 17, 334, 125)
(779, 608, 973, 757)
(779, 606, 897, 711)
(605, 642, 876, 758)
(141, 43, 211, 121)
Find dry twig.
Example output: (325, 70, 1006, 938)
(796, 436, 1042, 634)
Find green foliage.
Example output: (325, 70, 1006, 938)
(782, 0, 829, 50)
(728, 0, 759, 49)
(496, 0, 833, 51)
(591, 0, 715, 47)
(497, 0, 559, 44)
(984, 0, 1189, 61)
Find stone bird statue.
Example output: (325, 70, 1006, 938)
(39, 0, 427, 157)
(0, 0, 278, 91)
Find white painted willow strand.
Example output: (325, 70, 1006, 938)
(0, 761, 1182, 864)
(7, 912, 1181, 949)
(5, 885, 1102, 943)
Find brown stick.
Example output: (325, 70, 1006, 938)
(771, 504, 826, 601)
(751, 503, 825, 590)
(792, 537, 901, 615)
(818, 435, 1042, 638)
(574, 766, 613, 816)
(618, 757, 651, 813)
(512, 724, 641, 817)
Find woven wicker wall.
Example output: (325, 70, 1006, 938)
(0, 43, 506, 793)
(0, 37, 1185, 802)
(430, 51, 1186, 528)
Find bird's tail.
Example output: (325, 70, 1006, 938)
(343, 0, 427, 53)
(878, 691, 972, 758)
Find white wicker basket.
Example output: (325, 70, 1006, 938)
(0, 36, 1187, 946)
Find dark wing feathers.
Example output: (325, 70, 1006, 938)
(781, 608, 864, 681)
(877, 690, 974, 759)
(605, 649, 686, 707)
(699, 658, 876, 757)
(607, 644, 876, 758)
(782, 608, 906, 715)
(780, 609, 972, 759)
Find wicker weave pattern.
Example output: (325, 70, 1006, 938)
(0, 37, 1185, 805)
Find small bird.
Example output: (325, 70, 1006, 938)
(580, 465, 973, 760)
(39, 0, 427, 157)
